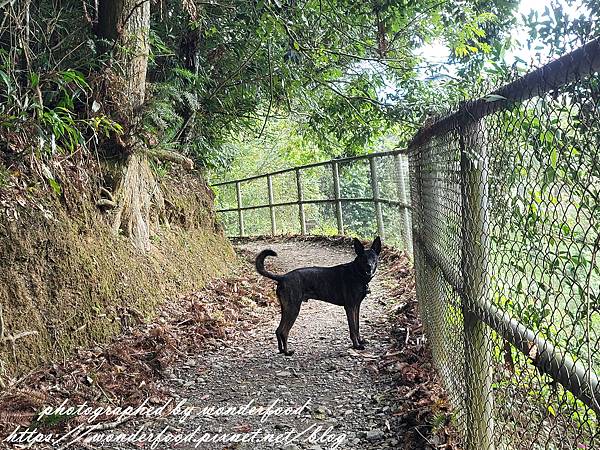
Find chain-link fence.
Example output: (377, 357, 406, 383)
(211, 150, 413, 252)
(410, 37, 600, 449)
(211, 37, 600, 449)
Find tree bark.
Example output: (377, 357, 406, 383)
(97, 0, 159, 251)
(98, 0, 150, 119)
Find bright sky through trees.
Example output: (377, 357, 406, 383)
(419, 0, 592, 69)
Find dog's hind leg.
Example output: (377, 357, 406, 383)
(275, 299, 285, 354)
(275, 318, 285, 354)
(275, 288, 287, 354)
(345, 305, 364, 350)
(277, 299, 301, 356)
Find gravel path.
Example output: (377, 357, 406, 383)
(84, 239, 408, 450)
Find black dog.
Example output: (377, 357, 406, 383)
(255, 237, 381, 356)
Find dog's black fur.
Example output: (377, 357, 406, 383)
(255, 237, 381, 356)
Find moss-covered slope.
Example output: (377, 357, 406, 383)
(0, 173, 233, 380)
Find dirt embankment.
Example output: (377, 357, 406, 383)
(0, 171, 234, 383)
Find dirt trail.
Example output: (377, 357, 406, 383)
(70, 239, 430, 450)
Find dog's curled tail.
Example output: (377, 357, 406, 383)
(255, 249, 283, 281)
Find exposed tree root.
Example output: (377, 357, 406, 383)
(111, 151, 165, 251)
(96, 198, 117, 208)
(109, 135, 195, 250)
(146, 148, 194, 170)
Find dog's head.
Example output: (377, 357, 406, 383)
(353, 236, 381, 280)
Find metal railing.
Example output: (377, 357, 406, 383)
(212, 37, 600, 449)
(211, 149, 413, 252)
(409, 37, 600, 449)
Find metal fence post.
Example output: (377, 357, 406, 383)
(267, 174, 276, 235)
(460, 122, 495, 450)
(369, 156, 385, 238)
(394, 153, 413, 255)
(235, 181, 244, 237)
(296, 169, 306, 234)
(332, 161, 344, 234)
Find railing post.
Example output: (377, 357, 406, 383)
(394, 153, 413, 254)
(235, 181, 244, 237)
(267, 175, 276, 235)
(460, 122, 495, 450)
(296, 169, 306, 234)
(369, 156, 385, 239)
(331, 161, 344, 235)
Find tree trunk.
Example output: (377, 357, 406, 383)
(98, 0, 150, 117)
(97, 0, 160, 251)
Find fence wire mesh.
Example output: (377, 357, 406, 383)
(410, 37, 600, 449)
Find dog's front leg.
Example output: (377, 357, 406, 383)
(354, 304, 367, 346)
(345, 306, 364, 350)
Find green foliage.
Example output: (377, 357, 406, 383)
(140, 0, 519, 169)
(522, 0, 600, 60)
(0, 162, 8, 189)
(0, 0, 520, 173)
(0, 5, 120, 161)
(450, 11, 497, 57)
(33, 411, 75, 428)
(0, 62, 120, 156)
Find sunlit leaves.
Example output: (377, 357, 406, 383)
(449, 11, 497, 57)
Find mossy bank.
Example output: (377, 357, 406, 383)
(0, 172, 234, 381)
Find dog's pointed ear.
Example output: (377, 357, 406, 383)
(353, 238, 365, 255)
(371, 236, 382, 255)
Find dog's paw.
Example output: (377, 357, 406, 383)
(353, 343, 365, 350)
(358, 338, 368, 345)
(284, 350, 295, 356)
